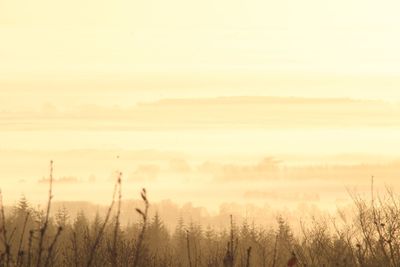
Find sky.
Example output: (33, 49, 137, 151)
(2, 1, 400, 78)
(1, 0, 400, 211)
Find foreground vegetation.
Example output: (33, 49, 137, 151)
(1, 162, 400, 266)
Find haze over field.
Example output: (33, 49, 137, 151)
(2, 0, 400, 217)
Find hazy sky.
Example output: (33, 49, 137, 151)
(0, 0, 400, 87)
(2, 0, 400, 208)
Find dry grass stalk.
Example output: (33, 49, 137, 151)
(245, 246, 252, 267)
(16, 211, 30, 267)
(44, 226, 63, 267)
(133, 188, 149, 267)
(0, 190, 10, 267)
(271, 233, 278, 267)
(27, 230, 34, 267)
(86, 175, 119, 267)
(111, 172, 123, 266)
(186, 229, 193, 267)
(223, 215, 238, 267)
(36, 160, 54, 267)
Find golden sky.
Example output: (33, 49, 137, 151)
(2, 0, 400, 78)
(2, 0, 400, 208)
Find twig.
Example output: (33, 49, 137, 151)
(246, 246, 252, 267)
(16, 211, 30, 267)
(271, 234, 278, 267)
(36, 160, 54, 267)
(71, 231, 79, 267)
(186, 230, 193, 267)
(133, 188, 149, 267)
(86, 178, 119, 267)
(0, 190, 10, 267)
(27, 230, 34, 267)
(112, 172, 122, 266)
(44, 226, 63, 267)
(223, 215, 237, 267)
